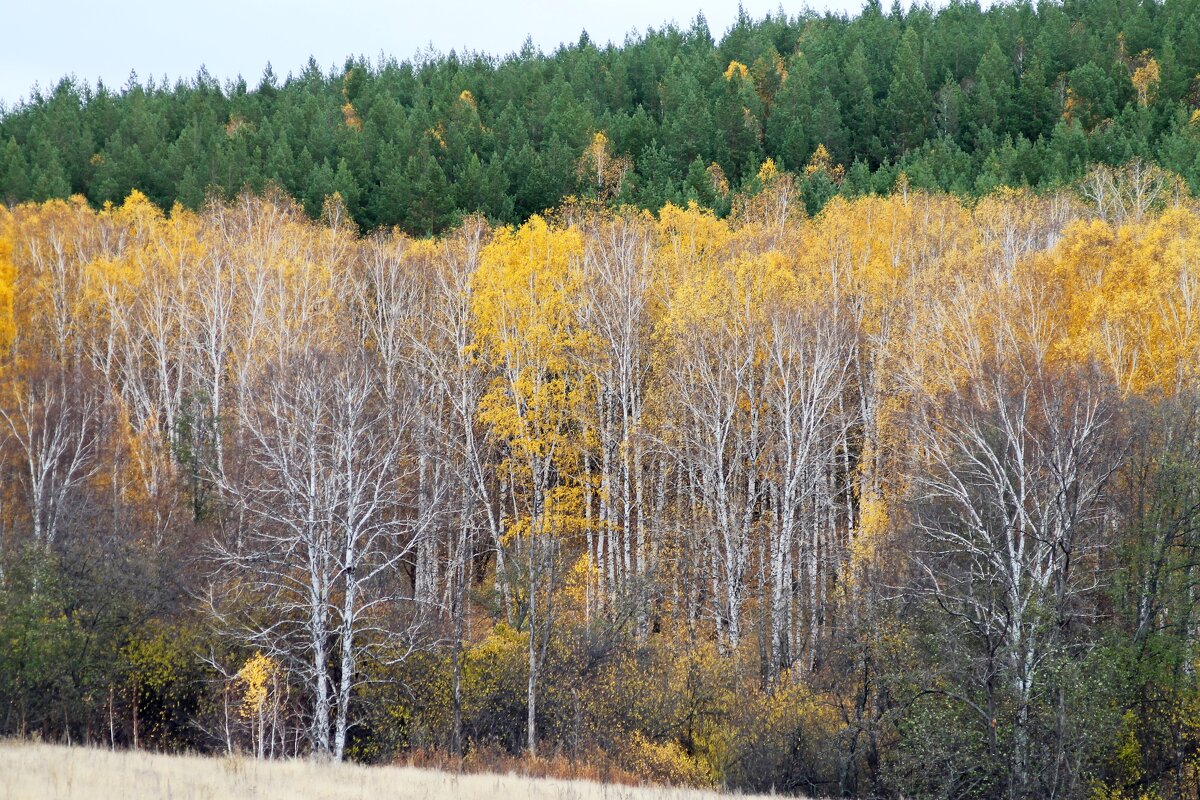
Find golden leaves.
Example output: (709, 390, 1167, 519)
(803, 143, 844, 185)
(341, 102, 363, 131)
(756, 157, 779, 186)
(7, 182, 1200, 651)
(472, 216, 589, 536)
(0, 211, 14, 357)
(576, 132, 632, 201)
(723, 60, 750, 82)
(1044, 208, 1200, 394)
(237, 653, 282, 720)
(1131, 53, 1161, 107)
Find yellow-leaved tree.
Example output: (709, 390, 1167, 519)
(472, 215, 589, 755)
(237, 653, 284, 759)
(0, 207, 15, 356)
(1045, 209, 1200, 395)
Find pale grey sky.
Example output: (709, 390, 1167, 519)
(2, 0, 873, 108)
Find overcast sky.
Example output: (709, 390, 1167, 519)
(2, 0, 878, 108)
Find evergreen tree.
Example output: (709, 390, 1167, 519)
(886, 28, 933, 154)
(766, 53, 813, 170)
(0, 0, 1195, 230)
(0, 137, 29, 202)
(972, 39, 1014, 139)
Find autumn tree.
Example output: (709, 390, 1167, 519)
(472, 216, 588, 755)
(906, 260, 1122, 797)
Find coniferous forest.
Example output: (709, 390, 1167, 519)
(5, 2, 1200, 799)
(2, 0, 1200, 232)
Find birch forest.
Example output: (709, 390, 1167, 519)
(0, 155, 1199, 800)
(6, 0, 1200, 795)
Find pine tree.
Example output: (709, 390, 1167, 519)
(766, 53, 813, 170)
(886, 28, 933, 155)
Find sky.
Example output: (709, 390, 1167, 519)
(1, 0, 874, 108)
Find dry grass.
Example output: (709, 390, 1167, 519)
(0, 740, 786, 800)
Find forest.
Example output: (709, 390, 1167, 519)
(1, 0, 1200, 234)
(4, 1, 1200, 800)
(2, 162, 1199, 798)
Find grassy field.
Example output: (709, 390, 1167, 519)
(0, 741, 785, 800)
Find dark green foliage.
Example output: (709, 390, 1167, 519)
(4, 0, 1200, 232)
(887, 28, 933, 153)
(0, 538, 213, 749)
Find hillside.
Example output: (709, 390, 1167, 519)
(6, 3, 1200, 800)
(1, 0, 1199, 233)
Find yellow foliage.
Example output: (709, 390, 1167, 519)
(1131, 54, 1160, 107)
(473, 216, 590, 544)
(473, 215, 584, 410)
(237, 652, 281, 720)
(705, 162, 730, 198)
(1043, 210, 1200, 394)
(804, 143, 844, 184)
(723, 60, 750, 81)
(8, 184, 1200, 788)
(124, 626, 197, 694)
(0, 212, 15, 356)
(461, 623, 527, 714)
(756, 157, 779, 185)
(577, 131, 631, 199)
(621, 732, 710, 787)
(560, 552, 598, 618)
(428, 123, 447, 150)
(341, 102, 363, 131)
(1063, 88, 1081, 126)
(655, 202, 731, 288)
(852, 489, 889, 562)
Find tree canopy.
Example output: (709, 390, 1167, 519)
(3, 0, 1200, 234)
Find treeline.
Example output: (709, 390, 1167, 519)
(2, 165, 1200, 798)
(3, 0, 1200, 234)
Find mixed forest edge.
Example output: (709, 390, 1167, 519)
(5, 1, 1200, 799)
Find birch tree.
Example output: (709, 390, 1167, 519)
(576, 211, 655, 626)
(908, 269, 1121, 797)
(1, 362, 106, 547)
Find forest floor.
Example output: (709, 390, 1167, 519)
(0, 740, 788, 800)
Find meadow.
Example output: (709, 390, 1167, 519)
(0, 741, 784, 800)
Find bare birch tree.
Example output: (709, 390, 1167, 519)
(908, 278, 1121, 796)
